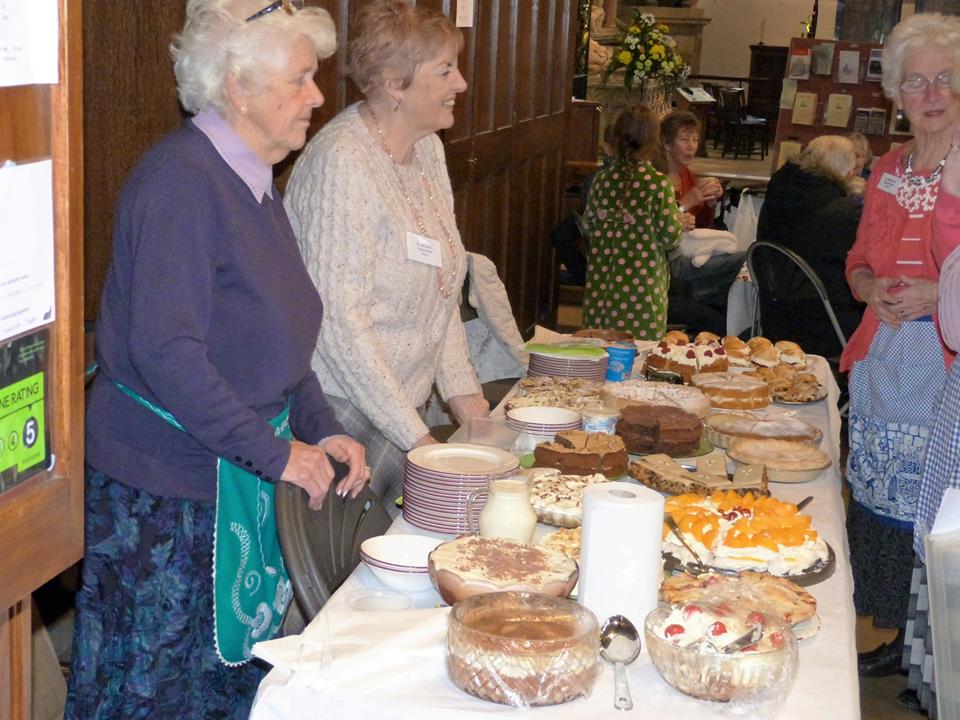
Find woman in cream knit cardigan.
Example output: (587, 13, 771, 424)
(285, 0, 488, 512)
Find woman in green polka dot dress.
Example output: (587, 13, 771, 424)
(581, 104, 683, 340)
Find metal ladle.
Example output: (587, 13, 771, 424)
(599, 615, 641, 711)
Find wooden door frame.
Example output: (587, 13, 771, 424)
(0, 0, 85, 716)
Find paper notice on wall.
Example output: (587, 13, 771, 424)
(837, 50, 861, 84)
(779, 79, 798, 110)
(791, 92, 818, 125)
(0, 160, 56, 343)
(0, 0, 59, 87)
(824, 93, 853, 127)
(455, 0, 474, 27)
(777, 141, 802, 169)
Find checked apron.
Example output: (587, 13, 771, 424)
(113, 382, 292, 665)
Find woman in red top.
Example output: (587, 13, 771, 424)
(842, 12, 960, 682)
(660, 111, 743, 333)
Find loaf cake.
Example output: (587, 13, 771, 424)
(615, 403, 702, 456)
(533, 430, 629, 477)
(690, 372, 772, 410)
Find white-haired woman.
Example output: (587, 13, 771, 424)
(755, 135, 864, 356)
(67, 1, 368, 716)
(841, 12, 960, 684)
(284, 0, 488, 514)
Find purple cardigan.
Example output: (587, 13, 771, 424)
(86, 117, 344, 502)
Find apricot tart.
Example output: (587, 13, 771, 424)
(428, 536, 579, 605)
(662, 490, 830, 577)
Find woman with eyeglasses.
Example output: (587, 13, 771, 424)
(284, 0, 488, 514)
(67, 1, 367, 717)
(841, 13, 960, 695)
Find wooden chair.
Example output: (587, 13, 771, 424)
(717, 88, 768, 160)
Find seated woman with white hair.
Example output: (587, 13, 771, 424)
(755, 134, 865, 356)
(68, 1, 367, 717)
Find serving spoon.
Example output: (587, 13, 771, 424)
(599, 615, 641, 711)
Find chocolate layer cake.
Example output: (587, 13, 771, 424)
(615, 403, 702, 456)
(533, 430, 628, 477)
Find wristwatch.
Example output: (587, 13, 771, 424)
(678, 204, 686, 214)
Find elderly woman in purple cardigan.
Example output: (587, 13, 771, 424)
(66, 1, 368, 717)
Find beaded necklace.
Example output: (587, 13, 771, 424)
(896, 151, 948, 213)
(367, 103, 460, 298)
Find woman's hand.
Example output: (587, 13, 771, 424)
(680, 178, 722, 210)
(852, 270, 902, 326)
(888, 275, 939, 322)
(280, 440, 336, 510)
(448, 393, 490, 425)
(679, 211, 696, 232)
(942, 125, 960, 197)
(412, 433, 440, 449)
(321, 435, 370, 499)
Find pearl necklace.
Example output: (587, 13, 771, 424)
(366, 103, 461, 298)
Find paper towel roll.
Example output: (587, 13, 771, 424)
(578, 481, 664, 631)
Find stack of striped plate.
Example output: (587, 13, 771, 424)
(504, 406, 582, 439)
(528, 350, 608, 380)
(402, 443, 520, 535)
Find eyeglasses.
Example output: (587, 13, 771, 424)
(900, 71, 952, 95)
(245, 0, 303, 23)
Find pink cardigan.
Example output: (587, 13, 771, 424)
(840, 145, 955, 371)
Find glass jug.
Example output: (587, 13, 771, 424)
(466, 475, 538, 543)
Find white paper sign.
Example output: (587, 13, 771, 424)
(455, 0, 474, 28)
(0, 160, 56, 342)
(0, 0, 59, 87)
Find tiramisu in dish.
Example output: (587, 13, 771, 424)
(428, 536, 579, 605)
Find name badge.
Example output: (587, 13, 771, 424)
(406, 232, 442, 267)
(878, 172, 902, 195)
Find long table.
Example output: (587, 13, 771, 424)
(250, 357, 860, 720)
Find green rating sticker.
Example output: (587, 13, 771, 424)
(0, 372, 46, 474)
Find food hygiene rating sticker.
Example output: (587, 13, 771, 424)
(0, 372, 45, 475)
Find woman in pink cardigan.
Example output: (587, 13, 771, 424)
(841, 12, 960, 683)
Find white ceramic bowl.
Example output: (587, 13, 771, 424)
(360, 534, 442, 593)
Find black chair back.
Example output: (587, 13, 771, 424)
(746, 240, 848, 355)
(276, 461, 391, 622)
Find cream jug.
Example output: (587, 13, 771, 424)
(467, 476, 537, 543)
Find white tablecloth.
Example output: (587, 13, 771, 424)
(250, 357, 859, 720)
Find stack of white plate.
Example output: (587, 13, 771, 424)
(504, 406, 582, 439)
(402, 443, 520, 535)
(528, 350, 608, 380)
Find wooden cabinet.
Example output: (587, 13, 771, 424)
(748, 44, 789, 123)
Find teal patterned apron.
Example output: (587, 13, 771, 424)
(113, 382, 292, 665)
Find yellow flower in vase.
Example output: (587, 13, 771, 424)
(618, 50, 633, 65)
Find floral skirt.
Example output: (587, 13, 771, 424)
(65, 467, 264, 720)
